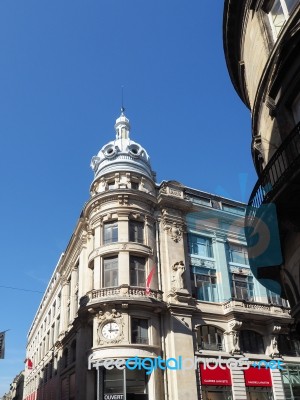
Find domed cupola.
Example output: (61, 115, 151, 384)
(90, 110, 155, 183)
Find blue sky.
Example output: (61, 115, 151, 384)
(0, 0, 254, 394)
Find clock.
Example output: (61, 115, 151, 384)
(101, 321, 120, 340)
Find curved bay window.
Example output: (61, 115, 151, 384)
(197, 325, 224, 351)
(130, 256, 146, 286)
(103, 256, 118, 287)
(129, 221, 144, 244)
(103, 221, 118, 244)
(240, 330, 265, 354)
(278, 334, 300, 356)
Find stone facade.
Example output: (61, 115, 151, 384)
(223, 0, 300, 338)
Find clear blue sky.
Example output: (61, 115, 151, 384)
(0, 0, 254, 394)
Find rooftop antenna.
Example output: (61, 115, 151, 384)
(121, 85, 125, 114)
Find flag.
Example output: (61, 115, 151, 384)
(0, 331, 5, 359)
(25, 358, 33, 369)
(145, 266, 156, 295)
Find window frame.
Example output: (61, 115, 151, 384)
(228, 243, 249, 265)
(103, 256, 118, 287)
(130, 256, 146, 287)
(131, 318, 149, 345)
(129, 220, 144, 244)
(231, 273, 254, 301)
(194, 270, 218, 302)
(197, 325, 224, 351)
(240, 330, 265, 354)
(188, 234, 214, 258)
(103, 221, 118, 245)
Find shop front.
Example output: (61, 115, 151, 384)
(244, 367, 273, 400)
(199, 364, 233, 400)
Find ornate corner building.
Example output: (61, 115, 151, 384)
(23, 112, 300, 400)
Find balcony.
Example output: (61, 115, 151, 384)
(223, 298, 290, 317)
(247, 121, 300, 223)
(245, 122, 300, 288)
(84, 285, 163, 305)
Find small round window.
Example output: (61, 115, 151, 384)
(104, 146, 116, 158)
(129, 145, 140, 157)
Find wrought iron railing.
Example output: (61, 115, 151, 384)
(246, 122, 300, 222)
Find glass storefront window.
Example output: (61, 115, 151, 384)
(201, 386, 232, 400)
(104, 367, 148, 400)
(246, 387, 273, 400)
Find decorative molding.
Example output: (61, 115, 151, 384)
(190, 257, 215, 268)
(164, 222, 183, 242)
(97, 308, 124, 345)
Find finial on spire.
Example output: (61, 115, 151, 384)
(121, 86, 125, 115)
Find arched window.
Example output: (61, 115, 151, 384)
(197, 325, 224, 351)
(278, 334, 300, 356)
(240, 330, 265, 354)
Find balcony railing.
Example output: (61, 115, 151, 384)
(247, 122, 300, 222)
(87, 286, 163, 302)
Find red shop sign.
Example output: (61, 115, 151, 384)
(244, 367, 272, 387)
(199, 364, 232, 386)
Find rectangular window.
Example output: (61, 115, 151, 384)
(103, 256, 118, 287)
(222, 203, 245, 215)
(228, 243, 249, 265)
(195, 273, 218, 302)
(188, 235, 213, 258)
(132, 318, 149, 344)
(103, 221, 118, 244)
(231, 274, 254, 301)
(129, 221, 144, 243)
(130, 256, 146, 286)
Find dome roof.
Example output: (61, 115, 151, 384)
(91, 111, 154, 181)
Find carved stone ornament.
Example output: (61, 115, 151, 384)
(165, 222, 183, 242)
(270, 335, 280, 357)
(230, 330, 241, 355)
(171, 261, 186, 291)
(97, 308, 124, 345)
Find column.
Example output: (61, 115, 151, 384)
(118, 213, 129, 242)
(119, 251, 129, 285)
(59, 280, 70, 335)
(94, 257, 101, 289)
(70, 266, 78, 321)
(213, 236, 231, 302)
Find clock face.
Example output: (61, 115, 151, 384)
(101, 322, 120, 340)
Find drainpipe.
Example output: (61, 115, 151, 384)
(155, 219, 169, 400)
